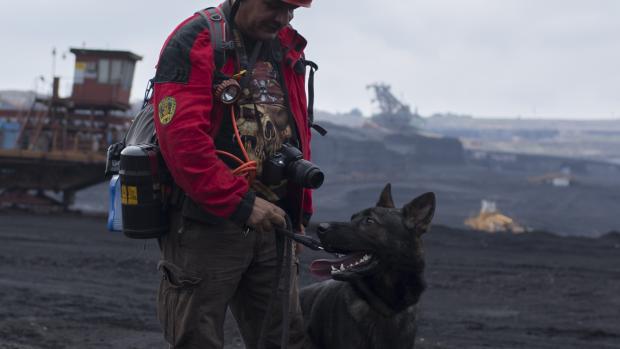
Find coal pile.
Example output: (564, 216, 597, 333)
(1, 212, 618, 348)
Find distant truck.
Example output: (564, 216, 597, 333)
(465, 200, 526, 234)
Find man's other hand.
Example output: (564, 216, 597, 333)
(247, 197, 286, 233)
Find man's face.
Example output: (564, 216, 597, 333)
(235, 0, 297, 41)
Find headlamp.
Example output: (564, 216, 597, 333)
(214, 79, 242, 105)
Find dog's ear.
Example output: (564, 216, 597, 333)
(376, 183, 395, 208)
(402, 192, 436, 234)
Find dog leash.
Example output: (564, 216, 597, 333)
(255, 216, 294, 349)
(275, 226, 324, 251)
(255, 219, 324, 349)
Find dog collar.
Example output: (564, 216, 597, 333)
(351, 279, 397, 317)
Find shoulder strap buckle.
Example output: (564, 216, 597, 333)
(196, 7, 232, 71)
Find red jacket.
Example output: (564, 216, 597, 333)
(152, 7, 313, 226)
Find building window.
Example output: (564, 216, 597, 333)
(85, 61, 98, 80)
(98, 59, 110, 84)
(110, 60, 123, 84)
(74, 61, 86, 84)
(121, 61, 135, 90)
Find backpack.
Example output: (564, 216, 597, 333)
(105, 6, 322, 235)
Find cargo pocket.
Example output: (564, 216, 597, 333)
(157, 260, 202, 346)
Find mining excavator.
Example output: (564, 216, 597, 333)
(0, 48, 140, 211)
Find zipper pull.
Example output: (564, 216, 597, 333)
(242, 226, 251, 237)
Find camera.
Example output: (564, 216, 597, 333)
(262, 143, 324, 189)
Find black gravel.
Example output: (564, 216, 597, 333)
(0, 213, 618, 348)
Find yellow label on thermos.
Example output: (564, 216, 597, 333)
(121, 185, 128, 205)
(127, 186, 138, 205)
(121, 185, 138, 205)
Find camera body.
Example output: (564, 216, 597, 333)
(262, 143, 324, 189)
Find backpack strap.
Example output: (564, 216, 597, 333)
(196, 6, 236, 91)
(141, 78, 155, 109)
(195, 7, 234, 72)
(143, 7, 232, 107)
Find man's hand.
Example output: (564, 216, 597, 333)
(247, 197, 286, 233)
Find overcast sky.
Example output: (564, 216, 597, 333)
(1, 0, 618, 119)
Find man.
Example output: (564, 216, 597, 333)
(151, 0, 314, 348)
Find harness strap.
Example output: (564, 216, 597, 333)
(197, 6, 325, 139)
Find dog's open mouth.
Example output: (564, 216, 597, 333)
(310, 253, 376, 278)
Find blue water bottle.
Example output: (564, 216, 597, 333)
(107, 174, 123, 232)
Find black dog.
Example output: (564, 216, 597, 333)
(300, 184, 436, 349)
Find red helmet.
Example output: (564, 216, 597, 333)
(282, 0, 312, 8)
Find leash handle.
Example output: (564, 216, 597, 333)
(275, 226, 324, 251)
(280, 216, 293, 349)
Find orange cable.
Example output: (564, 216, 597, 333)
(216, 105, 257, 184)
(231, 107, 251, 163)
(216, 150, 244, 166)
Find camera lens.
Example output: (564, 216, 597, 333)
(305, 167, 324, 189)
(289, 159, 324, 189)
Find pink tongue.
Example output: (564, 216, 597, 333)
(310, 254, 363, 278)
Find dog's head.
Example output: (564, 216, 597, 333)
(310, 184, 436, 283)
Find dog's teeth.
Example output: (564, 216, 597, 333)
(331, 266, 337, 272)
(340, 264, 345, 271)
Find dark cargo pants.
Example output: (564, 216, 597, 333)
(157, 211, 307, 349)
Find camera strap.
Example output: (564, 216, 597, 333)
(231, 26, 264, 90)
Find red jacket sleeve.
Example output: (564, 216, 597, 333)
(152, 15, 254, 222)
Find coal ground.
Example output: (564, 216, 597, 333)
(0, 212, 619, 348)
